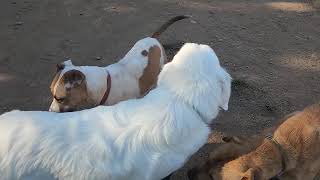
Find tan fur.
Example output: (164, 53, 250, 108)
(139, 45, 161, 95)
(188, 103, 320, 180)
(50, 70, 62, 94)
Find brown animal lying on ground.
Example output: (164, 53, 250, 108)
(188, 103, 320, 180)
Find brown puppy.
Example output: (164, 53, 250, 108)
(188, 103, 320, 180)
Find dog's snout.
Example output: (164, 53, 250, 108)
(49, 100, 61, 112)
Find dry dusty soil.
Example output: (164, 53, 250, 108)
(0, 0, 320, 179)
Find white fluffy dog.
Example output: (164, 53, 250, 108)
(0, 43, 231, 180)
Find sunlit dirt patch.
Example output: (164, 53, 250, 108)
(279, 52, 320, 71)
(265, 2, 315, 12)
(103, 4, 137, 13)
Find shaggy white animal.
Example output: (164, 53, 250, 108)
(0, 43, 232, 180)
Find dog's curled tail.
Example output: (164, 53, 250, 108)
(151, 15, 191, 39)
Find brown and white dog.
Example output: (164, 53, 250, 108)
(49, 15, 189, 112)
(188, 103, 320, 180)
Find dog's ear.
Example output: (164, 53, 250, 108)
(217, 68, 232, 110)
(62, 69, 85, 89)
(56, 59, 73, 72)
(241, 168, 261, 180)
(56, 63, 65, 72)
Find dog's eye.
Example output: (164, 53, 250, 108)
(54, 96, 66, 103)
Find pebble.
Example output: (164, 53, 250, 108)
(96, 56, 102, 60)
(208, 10, 215, 15)
(15, 21, 23, 25)
(29, 82, 37, 87)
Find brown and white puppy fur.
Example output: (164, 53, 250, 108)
(188, 103, 320, 180)
(49, 15, 189, 112)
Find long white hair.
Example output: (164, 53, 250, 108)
(158, 43, 232, 123)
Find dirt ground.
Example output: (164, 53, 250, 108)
(0, 0, 320, 179)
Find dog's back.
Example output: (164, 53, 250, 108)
(273, 103, 320, 178)
(188, 103, 320, 180)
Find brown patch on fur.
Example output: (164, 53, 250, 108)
(139, 45, 161, 96)
(189, 103, 320, 180)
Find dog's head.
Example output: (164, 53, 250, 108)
(49, 60, 94, 112)
(158, 43, 232, 123)
(220, 164, 261, 180)
(188, 136, 263, 180)
(219, 136, 262, 180)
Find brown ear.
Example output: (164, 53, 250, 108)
(241, 168, 260, 180)
(63, 70, 85, 88)
(139, 45, 161, 95)
(56, 63, 65, 72)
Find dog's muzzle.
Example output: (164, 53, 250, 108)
(49, 100, 60, 112)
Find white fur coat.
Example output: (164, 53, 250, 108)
(0, 43, 231, 180)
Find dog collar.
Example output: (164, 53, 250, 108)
(99, 70, 112, 105)
(265, 134, 288, 179)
